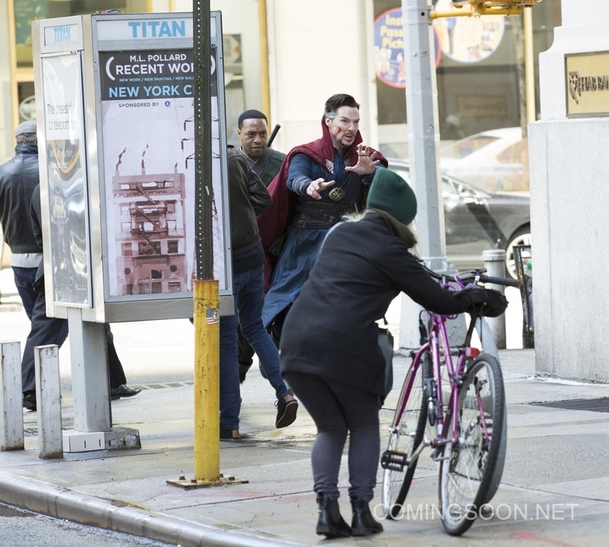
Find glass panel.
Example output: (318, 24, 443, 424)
(374, 0, 560, 193)
(440, 136, 498, 160)
(13, 0, 128, 68)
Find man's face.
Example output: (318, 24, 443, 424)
(237, 118, 268, 161)
(325, 106, 360, 152)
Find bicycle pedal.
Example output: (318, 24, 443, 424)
(381, 450, 408, 471)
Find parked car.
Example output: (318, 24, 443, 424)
(388, 159, 531, 278)
(439, 127, 528, 193)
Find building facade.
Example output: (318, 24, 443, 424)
(2, 0, 560, 166)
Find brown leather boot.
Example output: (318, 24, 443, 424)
(316, 494, 351, 538)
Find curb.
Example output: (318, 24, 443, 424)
(0, 472, 303, 547)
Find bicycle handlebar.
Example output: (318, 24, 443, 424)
(462, 272, 519, 288)
(419, 262, 519, 288)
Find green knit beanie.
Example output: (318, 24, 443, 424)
(366, 168, 417, 225)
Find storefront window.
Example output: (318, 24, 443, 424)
(13, 0, 132, 68)
(373, 0, 560, 192)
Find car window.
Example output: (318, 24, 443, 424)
(390, 163, 456, 199)
(497, 138, 526, 163)
(442, 177, 457, 197)
(389, 166, 411, 184)
(440, 136, 498, 160)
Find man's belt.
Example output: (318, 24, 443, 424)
(293, 202, 351, 228)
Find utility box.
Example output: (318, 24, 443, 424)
(32, 12, 231, 324)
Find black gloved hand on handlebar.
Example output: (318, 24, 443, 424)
(454, 287, 508, 317)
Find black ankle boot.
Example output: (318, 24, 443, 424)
(316, 494, 352, 538)
(351, 498, 383, 536)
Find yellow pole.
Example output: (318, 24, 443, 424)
(258, 0, 271, 119)
(524, 7, 536, 125)
(193, 279, 220, 481)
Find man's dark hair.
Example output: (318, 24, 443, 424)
(323, 94, 360, 120)
(238, 109, 268, 129)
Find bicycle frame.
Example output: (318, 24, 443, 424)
(390, 304, 486, 465)
(381, 266, 513, 534)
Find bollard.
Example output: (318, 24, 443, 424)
(1, 341, 24, 451)
(34, 345, 63, 459)
(482, 249, 507, 350)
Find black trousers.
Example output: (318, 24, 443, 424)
(21, 283, 126, 393)
(283, 371, 380, 502)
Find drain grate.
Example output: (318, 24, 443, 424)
(140, 381, 193, 390)
(531, 397, 609, 413)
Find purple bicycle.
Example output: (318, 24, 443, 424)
(380, 267, 518, 536)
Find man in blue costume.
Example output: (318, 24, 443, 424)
(258, 94, 387, 341)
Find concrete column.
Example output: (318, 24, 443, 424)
(35, 345, 62, 459)
(0, 341, 24, 451)
(531, 0, 609, 381)
(67, 308, 112, 432)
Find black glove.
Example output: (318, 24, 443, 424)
(454, 287, 508, 317)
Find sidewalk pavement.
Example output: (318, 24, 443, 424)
(2, 339, 609, 547)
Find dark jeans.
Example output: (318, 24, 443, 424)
(12, 266, 38, 320)
(220, 264, 291, 430)
(283, 371, 380, 502)
(21, 282, 69, 393)
(21, 280, 126, 393)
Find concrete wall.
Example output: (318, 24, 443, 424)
(159, 0, 379, 153)
(531, 0, 609, 381)
(529, 120, 609, 381)
(265, 0, 379, 153)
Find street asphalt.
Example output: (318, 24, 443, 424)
(1, 273, 609, 546)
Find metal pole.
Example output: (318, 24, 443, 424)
(482, 249, 507, 349)
(193, 0, 220, 482)
(399, 0, 459, 349)
(402, 0, 446, 267)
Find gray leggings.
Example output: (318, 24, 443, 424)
(284, 371, 380, 502)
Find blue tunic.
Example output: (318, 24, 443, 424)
(261, 150, 374, 327)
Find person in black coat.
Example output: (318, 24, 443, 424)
(0, 121, 42, 319)
(21, 185, 140, 411)
(280, 168, 506, 538)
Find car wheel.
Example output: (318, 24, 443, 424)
(504, 226, 531, 280)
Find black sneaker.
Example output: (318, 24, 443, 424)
(23, 391, 37, 411)
(275, 396, 298, 428)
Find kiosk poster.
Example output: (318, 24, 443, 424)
(41, 53, 91, 306)
(99, 48, 225, 298)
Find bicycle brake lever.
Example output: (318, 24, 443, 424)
(418, 319, 428, 345)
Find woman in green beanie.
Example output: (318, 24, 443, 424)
(279, 168, 504, 538)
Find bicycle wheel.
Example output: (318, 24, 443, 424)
(438, 353, 506, 536)
(380, 353, 429, 519)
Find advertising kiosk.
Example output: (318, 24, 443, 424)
(32, 12, 230, 447)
